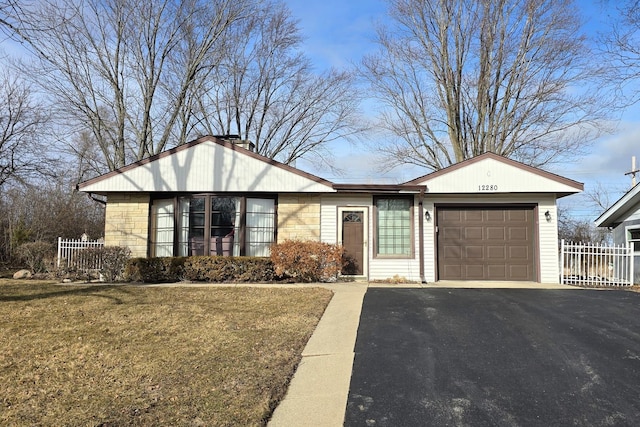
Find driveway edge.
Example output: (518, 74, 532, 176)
(268, 282, 368, 427)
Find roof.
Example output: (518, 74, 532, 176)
(594, 183, 640, 228)
(404, 152, 583, 197)
(78, 139, 582, 198)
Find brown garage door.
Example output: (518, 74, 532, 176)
(437, 206, 536, 281)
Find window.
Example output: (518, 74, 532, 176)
(629, 228, 640, 253)
(375, 197, 412, 256)
(152, 195, 275, 257)
(151, 199, 175, 257)
(246, 198, 276, 256)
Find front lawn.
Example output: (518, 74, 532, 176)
(0, 281, 333, 426)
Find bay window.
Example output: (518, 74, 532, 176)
(150, 195, 275, 257)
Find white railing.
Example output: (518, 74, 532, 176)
(560, 239, 634, 287)
(57, 237, 105, 270)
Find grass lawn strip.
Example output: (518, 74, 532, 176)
(0, 281, 333, 426)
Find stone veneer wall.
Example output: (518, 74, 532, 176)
(277, 195, 321, 241)
(104, 193, 150, 258)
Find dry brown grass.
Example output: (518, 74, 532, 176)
(0, 280, 333, 426)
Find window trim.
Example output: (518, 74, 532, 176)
(626, 225, 640, 253)
(373, 195, 415, 259)
(148, 193, 277, 257)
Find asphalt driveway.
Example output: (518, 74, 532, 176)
(345, 288, 640, 426)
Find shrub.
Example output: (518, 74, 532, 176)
(183, 256, 276, 283)
(16, 241, 54, 274)
(270, 240, 345, 282)
(124, 256, 275, 283)
(101, 246, 131, 282)
(124, 257, 186, 283)
(234, 257, 277, 282)
(84, 246, 131, 282)
(183, 256, 234, 282)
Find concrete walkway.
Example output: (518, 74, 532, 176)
(268, 282, 368, 426)
(267, 281, 586, 427)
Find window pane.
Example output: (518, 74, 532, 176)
(246, 198, 275, 257)
(210, 197, 239, 256)
(376, 198, 411, 256)
(630, 229, 640, 253)
(187, 197, 206, 256)
(177, 198, 190, 256)
(152, 199, 174, 257)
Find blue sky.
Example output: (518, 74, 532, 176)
(285, 0, 640, 221)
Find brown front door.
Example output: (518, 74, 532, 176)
(437, 206, 536, 281)
(342, 211, 364, 275)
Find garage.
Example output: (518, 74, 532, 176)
(436, 206, 536, 281)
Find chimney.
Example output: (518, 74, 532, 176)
(215, 134, 255, 152)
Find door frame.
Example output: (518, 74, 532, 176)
(338, 206, 369, 278)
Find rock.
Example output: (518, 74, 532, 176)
(13, 269, 32, 279)
(62, 278, 73, 283)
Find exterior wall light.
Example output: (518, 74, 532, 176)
(425, 211, 431, 221)
(545, 210, 552, 222)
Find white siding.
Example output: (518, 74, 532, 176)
(81, 139, 334, 194)
(416, 157, 580, 194)
(537, 195, 560, 283)
(628, 208, 640, 222)
(321, 193, 561, 283)
(320, 195, 371, 244)
(423, 200, 437, 283)
(321, 194, 422, 282)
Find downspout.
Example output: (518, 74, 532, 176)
(418, 188, 426, 283)
(89, 194, 107, 205)
(75, 183, 107, 206)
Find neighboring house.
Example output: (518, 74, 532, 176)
(594, 183, 640, 284)
(78, 135, 583, 283)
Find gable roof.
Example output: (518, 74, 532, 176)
(404, 152, 583, 197)
(594, 183, 640, 228)
(78, 136, 335, 194)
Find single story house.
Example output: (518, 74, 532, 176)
(78, 135, 583, 283)
(594, 183, 640, 283)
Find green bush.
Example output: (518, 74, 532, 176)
(270, 240, 345, 282)
(16, 241, 54, 273)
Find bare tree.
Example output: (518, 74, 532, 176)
(193, 1, 364, 167)
(601, 1, 640, 105)
(0, 69, 50, 188)
(557, 207, 611, 244)
(0, 0, 251, 171)
(0, 178, 105, 261)
(362, 0, 612, 171)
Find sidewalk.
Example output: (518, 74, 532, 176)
(268, 282, 368, 427)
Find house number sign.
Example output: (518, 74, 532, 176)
(478, 184, 498, 191)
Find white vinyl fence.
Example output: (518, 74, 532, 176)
(559, 239, 634, 287)
(57, 237, 105, 270)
